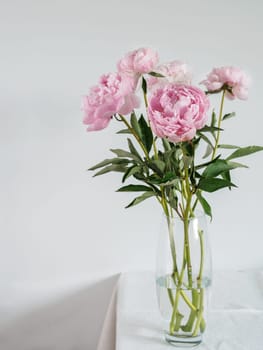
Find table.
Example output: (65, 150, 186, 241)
(97, 270, 263, 350)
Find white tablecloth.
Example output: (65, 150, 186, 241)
(98, 270, 263, 350)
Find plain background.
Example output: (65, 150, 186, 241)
(0, 0, 262, 349)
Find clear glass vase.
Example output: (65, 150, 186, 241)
(156, 212, 212, 347)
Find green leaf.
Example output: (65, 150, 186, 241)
(198, 132, 214, 148)
(183, 141, 195, 157)
(127, 138, 143, 161)
(202, 159, 247, 178)
(181, 156, 192, 169)
(93, 164, 128, 177)
(148, 71, 165, 78)
(195, 155, 221, 170)
(125, 191, 155, 208)
(162, 138, 171, 152)
(202, 144, 213, 159)
(161, 172, 178, 182)
(122, 165, 140, 183)
(130, 112, 142, 139)
(117, 184, 153, 192)
(221, 169, 231, 185)
(199, 125, 223, 133)
(227, 161, 248, 169)
(226, 146, 263, 161)
(168, 189, 178, 210)
(142, 76, 147, 95)
(210, 110, 217, 128)
(116, 128, 132, 134)
(148, 159, 166, 175)
(223, 112, 235, 121)
(110, 148, 141, 162)
(196, 191, 212, 220)
(218, 144, 240, 149)
(148, 172, 179, 186)
(88, 158, 130, 171)
(138, 114, 153, 153)
(154, 178, 179, 186)
(198, 177, 237, 192)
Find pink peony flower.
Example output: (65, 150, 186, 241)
(147, 60, 192, 91)
(201, 66, 251, 100)
(148, 84, 210, 143)
(83, 73, 140, 131)
(117, 47, 159, 74)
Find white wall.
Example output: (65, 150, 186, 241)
(0, 0, 263, 349)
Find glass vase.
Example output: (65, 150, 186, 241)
(156, 212, 212, 347)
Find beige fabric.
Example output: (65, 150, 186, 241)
(97, 281, 118, 350)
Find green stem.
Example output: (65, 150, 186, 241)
(197, 229, 204, 288)
(143, 89, 148, 108)
(170, 288, 181, 334)
(211, 89, 226, 160)
(153, 138, 158, 160)
(166, 215, 179, 281)
(183, 193, 193, 288)
(191, 197, 198, 214)
(194, 229, 206, 334)
(167, 289, 174, 307)
(180, 290, 197, 311)
(192, 288, 204, 336)
(181, 289, 199, 332)
(181, 146, 193, 287)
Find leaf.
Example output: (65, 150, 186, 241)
(198, 132, 214, 148)
(210, 110, 217, 128)
(142, 76, 147, 95)
(162, 138, 171, 151)
(125, 191, 155, 208)
(110, 148, 141, 162)
(117, 184, 153, 192)
(116, 128, 132, 134)
(154, 178, 179, 186)
(223, 112, 235, 121)
(148, 71, 165, 78)
(196, 191, 212, 220)
(202, 144, 213, 159)
(198, 177, 237, 192)
(226, 146, 263, 161)
(199, 125, 223, 133)
(93, 164, 128, 177)
(160, 172, 178, 182)
(122, 165, 140, 183)
(227, 161, 248, 169)
(195, 155, 221, 170)
(181, 156, 192, 168)
(183, 141, 195, 157)
(218, 144, 240, 149)
(221, 169, 231, 186)
(202, 159, 247, 178)
(130, 112, 142, 139)
(138, 114, 153, 153)
(148, 172, 179, 186)
(127, 138, 143, 161)
(88, 158, 130, 171)
(168, 189, 178, 210)
(148, 159, 166, 175)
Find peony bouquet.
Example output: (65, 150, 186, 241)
(83, 47, 262, 345)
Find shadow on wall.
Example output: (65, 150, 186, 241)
(0, 274, 119, 350)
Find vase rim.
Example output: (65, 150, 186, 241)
(163, 209, 206, 220)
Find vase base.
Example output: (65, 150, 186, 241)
(165, 332, 202, 348)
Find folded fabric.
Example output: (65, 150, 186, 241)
(98, 270, 263, 350)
